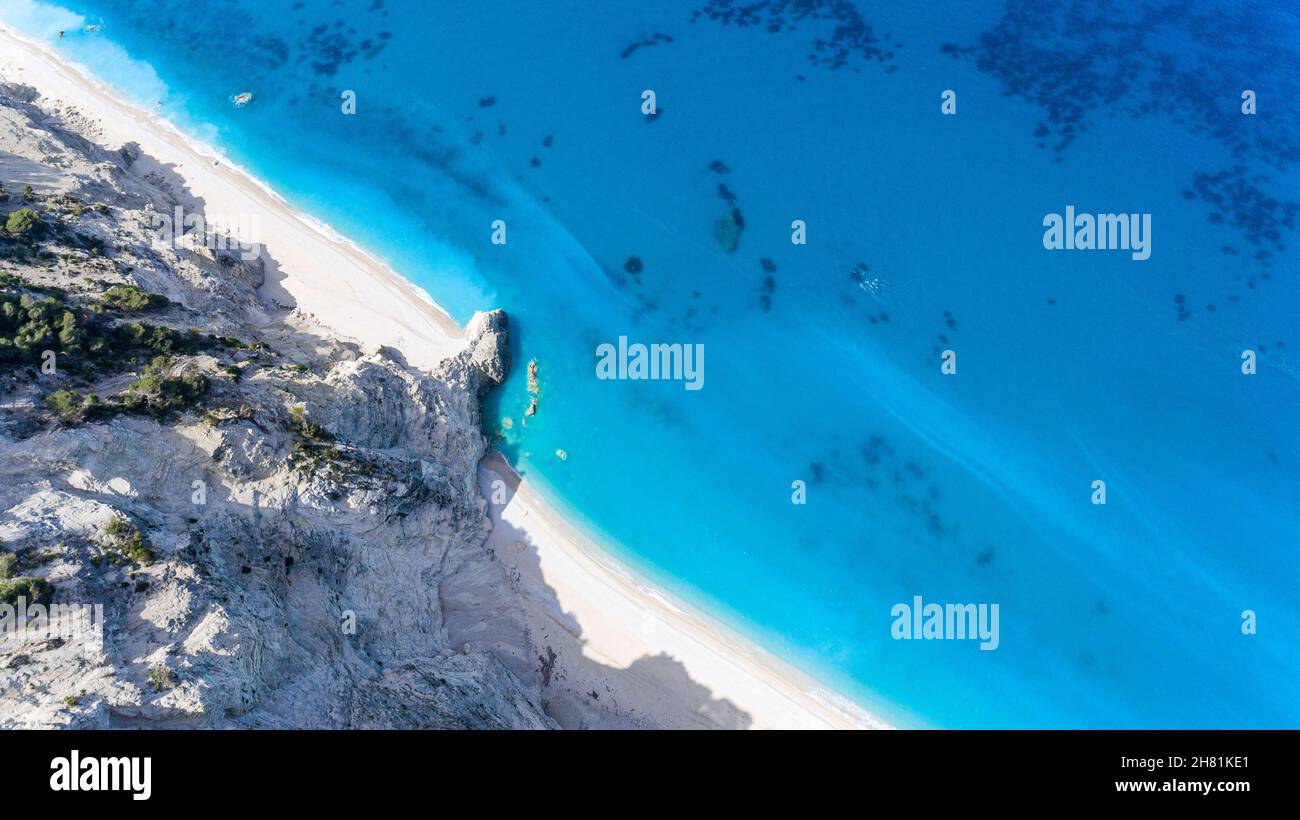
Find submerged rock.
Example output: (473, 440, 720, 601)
(524, 358, 540, 417)
(713, 208, 745, 253)
(527, 357, 540, 394)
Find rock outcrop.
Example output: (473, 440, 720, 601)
(0, 84, 554, 728)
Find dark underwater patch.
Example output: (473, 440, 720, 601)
(690, 0, 897, 73)
(944, 0, 1300, 255)
(621, 32, 675, 59)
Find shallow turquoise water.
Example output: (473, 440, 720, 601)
(4, 0, 1298, 727)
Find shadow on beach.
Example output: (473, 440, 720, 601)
(467, 452, 754, 729)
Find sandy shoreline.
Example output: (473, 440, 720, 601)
(0, 22, 885, 729)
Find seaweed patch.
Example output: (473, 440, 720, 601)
(691, 0, 897, 73)
(621, 32, 674, 59)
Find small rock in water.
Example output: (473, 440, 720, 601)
(555, 449, 568, 461)
(624, 256, 643, 274)
(527, 358, 540, 394)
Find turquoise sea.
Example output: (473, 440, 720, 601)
(3, 0, 1298, 728)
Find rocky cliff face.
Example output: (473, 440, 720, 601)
(0, 84, 554, 728)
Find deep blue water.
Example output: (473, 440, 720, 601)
(4, 0, 1298, 728)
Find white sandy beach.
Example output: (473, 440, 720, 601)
(0, 22, 885, 729)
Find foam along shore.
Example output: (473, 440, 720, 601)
(0, 23, 884, 729)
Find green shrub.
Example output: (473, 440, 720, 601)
(104, 517, 155, 565)
(289, 405, 330, 441)
(148, 665, 175, 690)
(103, 517, 131, 539)
(0, 293, 94, 363)
(45, 389, 83, 422)
(5, 208, 41, 239)
(122, 356, 208, 415)
(0, 576, 54, 606)
(116, 321, 201, 357)
(19, 549, 58, 568)
(101, 284, 167, 312)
